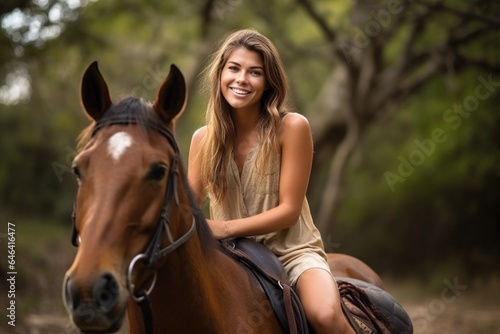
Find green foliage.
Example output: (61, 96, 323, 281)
(335, 69, 500, 277)
(0, 99, 78, 219)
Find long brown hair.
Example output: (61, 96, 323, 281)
(199, 28, 291, 203)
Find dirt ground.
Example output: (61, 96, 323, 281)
(5, 277, 500, 334)
(383, 277, 500, 334)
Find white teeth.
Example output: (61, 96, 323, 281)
(231, 88, 250, 95)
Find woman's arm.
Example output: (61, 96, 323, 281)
(187, 126, 208, 206)
(211, 112, 314, 239)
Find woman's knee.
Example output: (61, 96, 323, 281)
(296, 269, 351, 332)
(307, 305, 337, 329)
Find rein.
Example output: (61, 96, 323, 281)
(70, 112, 197, 334)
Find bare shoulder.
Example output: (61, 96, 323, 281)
(189, 126, 208, 159)
(191, 126, 207, 144)
(280, 112, 312, 139)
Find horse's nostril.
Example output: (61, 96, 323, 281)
(64, 276, 80, 311)
(92, 272, 120, 312)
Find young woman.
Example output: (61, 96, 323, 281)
(188, 29, 355, 334)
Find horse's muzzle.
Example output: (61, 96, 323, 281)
(63, 271, 128, 333)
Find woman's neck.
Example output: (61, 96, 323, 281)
(230, 106, 260, 135)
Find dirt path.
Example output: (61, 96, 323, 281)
(5, 291, 499, 334)
(389, 277, 500, 334)
(402, 300, 500, 334)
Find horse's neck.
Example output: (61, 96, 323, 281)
(128, 236, 282, 333)
(128, 237, 231, 333)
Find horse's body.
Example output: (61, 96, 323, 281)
(63, 62, 383, 333)
(328, 253, 384, 289)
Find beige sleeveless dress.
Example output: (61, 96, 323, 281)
(210, 142, 330, 286)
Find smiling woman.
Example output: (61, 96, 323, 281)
(188, 28, 358, 334)
(220, 48, 267, 115)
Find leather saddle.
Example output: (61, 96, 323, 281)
(221, 238, 308, 333)
(221, 237, 413, 334)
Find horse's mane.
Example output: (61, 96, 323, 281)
(181, 164, 219, 257)
(77, 97, 218, 256)
(77, 97, 156, 150)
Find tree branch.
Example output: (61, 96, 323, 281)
(453, 53, 500, 73)
(295, 0, 352, 67)
(372, 6, 497, 114)
(416, 0, 500, 27)
(315, 103, 360, 233)
(254, 5, 334, 64)
(200, 0, 216, 38)
(295, 0, 337, 42)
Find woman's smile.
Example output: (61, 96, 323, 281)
(230, 87, 252, 96)
(221, 47, 266, 113)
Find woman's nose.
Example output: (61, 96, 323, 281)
(236, 72, 248, 84)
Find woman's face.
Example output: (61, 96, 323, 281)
(220, 47, 267, 114)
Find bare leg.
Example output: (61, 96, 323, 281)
(295, 268, 355, 334)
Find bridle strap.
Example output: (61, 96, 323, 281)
(71, 203, 79, 247)
(141, 156, 179, 268)
(135, 291, 154, 334)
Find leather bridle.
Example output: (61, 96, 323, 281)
(70, 112, 197, 333)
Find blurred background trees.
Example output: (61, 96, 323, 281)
(1, 0, 499, 278)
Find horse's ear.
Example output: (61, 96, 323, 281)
(81, 61, 112, 121)
(153, 64, 186, 125)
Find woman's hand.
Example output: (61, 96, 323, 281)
(206, 219, 229, 240)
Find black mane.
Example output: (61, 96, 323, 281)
(91, 97, 161, 136)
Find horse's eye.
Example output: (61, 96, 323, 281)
(148, 164, 167, 181)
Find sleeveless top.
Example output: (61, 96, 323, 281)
(209, 141, 330, 286)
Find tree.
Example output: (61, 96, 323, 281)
(294, 0, 500, 233)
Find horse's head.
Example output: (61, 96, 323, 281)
(63, 62, 191, 332)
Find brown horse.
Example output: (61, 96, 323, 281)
(63, 62, 383, 333)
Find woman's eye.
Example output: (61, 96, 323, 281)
(148, 165, 167, 181)
(72, 165, 81, 181)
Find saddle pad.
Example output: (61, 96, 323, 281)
(230, 237, 289, 283)
(336, 277, 413, 334)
